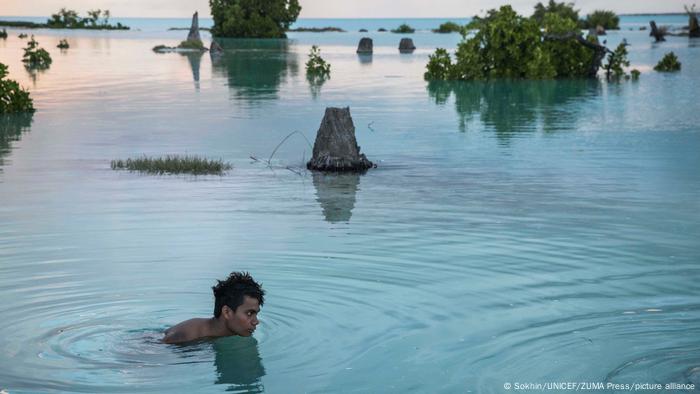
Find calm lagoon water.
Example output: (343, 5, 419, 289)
(1, 15, 699, 393)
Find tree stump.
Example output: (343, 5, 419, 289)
(187, 12, 201, 43)
(649, 21, 666, 42)
(307, 107, 374, 172)
(689, 14, 700, 37)
(210, 40, 224, 56)
(356, 37, 373, 54)
(399, 38, 416, 53)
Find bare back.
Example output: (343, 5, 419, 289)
(162, 318, 211, 344)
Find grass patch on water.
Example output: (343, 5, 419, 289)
(111, 155, 232, 175)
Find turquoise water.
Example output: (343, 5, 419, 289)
(1, 15, 699, 393)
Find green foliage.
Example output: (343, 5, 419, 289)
(0, 29, 7, 39)
(306, 45, 330, 76)
(541, 13, 594, 78)
(57, 39, 69, 49)
(424, 48, 454, 80)
(209, 0, 301, 38)
(532, 0, 580, 25)
(45, 8, 126, 29)
(582, 10, 620, 30)
(177, 39, 206, 50)
(111, 155, 232, 175)
(152, 45, 169, 52)
(425, 6, 610, 81)
(18, 33, 27, 38)
(433, 22, 462, 33)
(391, 23, 415, 33)
(22, 36, 52, 70)
(654, 52, 681, 72)
(603, 43, 630, 80)
(0, 63, 35, 113)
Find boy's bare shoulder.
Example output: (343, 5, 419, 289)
(163, 318, 210, 344)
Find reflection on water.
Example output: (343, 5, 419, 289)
(312, 172, 361, 223)
(307, 73, 329, 99)
(0, 113, 33, 168)
(211, 39, 298, 102)
(428, 80, 599, 141)
(180, 51, 204, 88)
(357, 54, 372, 65)
(214, 337, 265, 392)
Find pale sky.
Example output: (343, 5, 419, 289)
(0, 0, 691, 18)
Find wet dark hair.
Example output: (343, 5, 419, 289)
(212, 272, 265, 318)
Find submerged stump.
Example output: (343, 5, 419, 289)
(356, 37, 373, 54)
(307, 107, 374, 172)
(650, 21, 666, 42)
(399, 38, 416, 52)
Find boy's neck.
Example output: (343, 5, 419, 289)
(207, 316, 235, 338)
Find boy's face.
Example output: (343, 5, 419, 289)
(224, 295, 261, 337)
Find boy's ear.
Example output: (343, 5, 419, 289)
(222, 305, 234, 317)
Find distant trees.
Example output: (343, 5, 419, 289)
(209, 0, 301, 38)
(46, 8, 126, 29)
(532, 0, 579, 26)
(581, 10, 620, 30)
(530, 1, 619, 30)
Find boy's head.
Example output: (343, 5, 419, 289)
(212, 272, 265, 318)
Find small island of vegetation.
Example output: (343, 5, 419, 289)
(391, 24, 416, 33)
(111, 155, 232, 175)
(0, 8, 128, 30)
(210, 0, 301, 38)
(432, 21, 463, 33)
(0, 63, 35, 113)
(288, 27, 345, 33)
(57, 39, 70, 49)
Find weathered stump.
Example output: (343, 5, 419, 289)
(689, 14, 700, 37)
(210, 40, 224, 56)
(307, 107, 374, 172)
(595, 25, 606, 36)
(187, 12, 201, 42)
(356, 37, 373, 54)
(649, 21, 666, 42)
(398, 38, 416, 53)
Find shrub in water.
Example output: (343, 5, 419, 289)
(603, 42, 630, 81)
(654, 52, 681, 72)
(57, 39, 70, 49)
(0, 29, 7, 39)
(22, 36, 52, 69)
(18, 33, 27, 38)
(425, 5, 615, 81)
(111, 155, 232, 175)
(391, 23, 415, 33)
(306, 45, 330, 76)
(0, 63, 35, 113)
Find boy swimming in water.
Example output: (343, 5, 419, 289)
(163, 272, 264, 344)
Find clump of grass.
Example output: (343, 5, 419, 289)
(177, 39, 206, 50)
(391, 23, 415, 33)
(111, 155, 232, 175)
(57, 38, 70, 49)
(654, 52, 681, 72)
